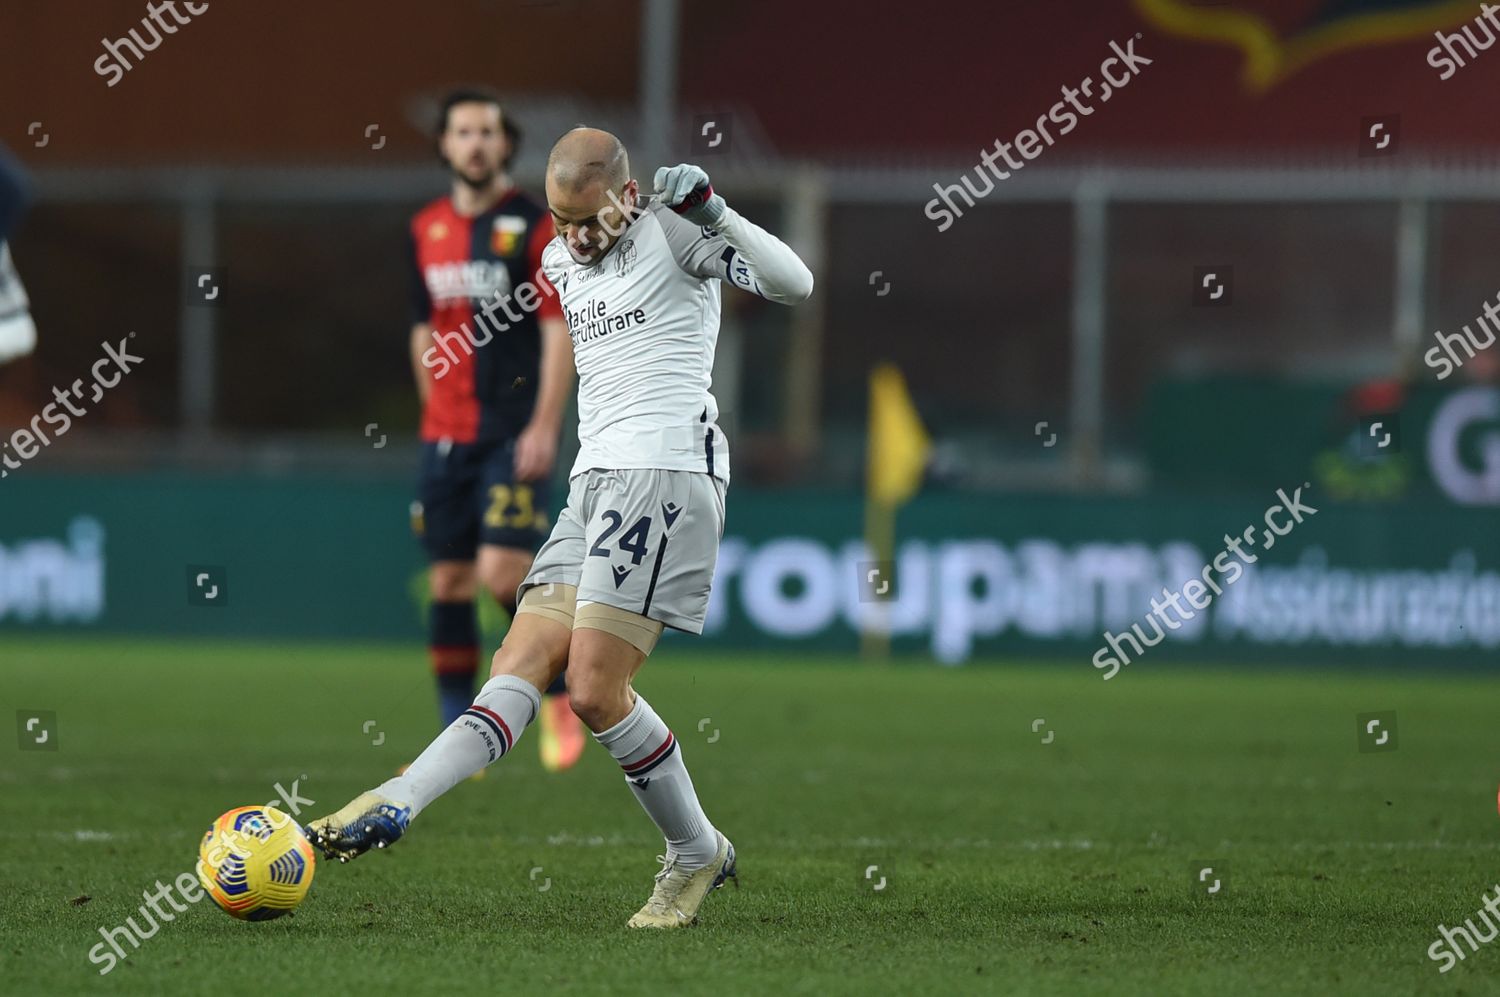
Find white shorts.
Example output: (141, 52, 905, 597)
(518, 468, 726, 633)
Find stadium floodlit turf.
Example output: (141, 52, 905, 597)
(5, 638, 1500, 995)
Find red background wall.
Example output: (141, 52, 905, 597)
(4, 0, 1497, 167)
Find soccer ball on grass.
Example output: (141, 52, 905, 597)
(197, 805, 315, 920)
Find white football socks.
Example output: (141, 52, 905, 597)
(596, 693, 719, 868)
(376, 674, 540, 818)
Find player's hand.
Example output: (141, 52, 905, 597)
(513, 420, 558, 482)
(653, 164, 726, 228)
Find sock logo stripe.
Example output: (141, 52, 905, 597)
(464, 705, 511, 755)
(623, 738, 677, 777)
(621, 732, 677, 776)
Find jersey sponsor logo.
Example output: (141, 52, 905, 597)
(564, 297, 649, 346)
(424, 260, 514, 305)
(491, 215, 527, 257)
(614, 238, 638, 277)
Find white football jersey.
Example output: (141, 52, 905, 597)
(543, 202, 764, 483)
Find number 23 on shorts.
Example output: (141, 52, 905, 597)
(484, 483, 536, 530)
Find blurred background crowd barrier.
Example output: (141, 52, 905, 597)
(3, 0, 1498, 664)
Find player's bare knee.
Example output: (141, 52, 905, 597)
(432, 576, 474, 601)
(490, 593, 572, 686)
(429, 562, 476, 602)
(478, 548, 533, 614)
(566, 616, 656, 729)
(488, 636, 563, 690)
(482, 570, 525, 614)
(489, 643, 522, 681)
(563, 665, 628, 730)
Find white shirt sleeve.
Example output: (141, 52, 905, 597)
(655, 203, 814, 305)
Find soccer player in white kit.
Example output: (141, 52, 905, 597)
(311, 127, 814, 928)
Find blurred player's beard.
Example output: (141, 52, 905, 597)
(453, 156, 498, 191)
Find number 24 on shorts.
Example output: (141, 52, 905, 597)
(589, 510, 653, 564)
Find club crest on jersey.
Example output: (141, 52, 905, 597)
(1133, 0, 1480, 90)
(614, 238, 638, 277)
(491, 215, 527, 257)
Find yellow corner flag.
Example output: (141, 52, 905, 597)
(863, 364, 930, 658)
(867, 363, 931, 506)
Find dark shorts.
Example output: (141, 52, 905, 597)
(413, 440, 551, 562)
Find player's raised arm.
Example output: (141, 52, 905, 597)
(653, 163, 814, 305)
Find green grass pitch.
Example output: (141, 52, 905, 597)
(5, 638, 1500, 995)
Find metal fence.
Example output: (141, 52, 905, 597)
(9, 163, 1499, 490)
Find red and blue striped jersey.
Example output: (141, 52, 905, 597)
(408, 188, 563, 444)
